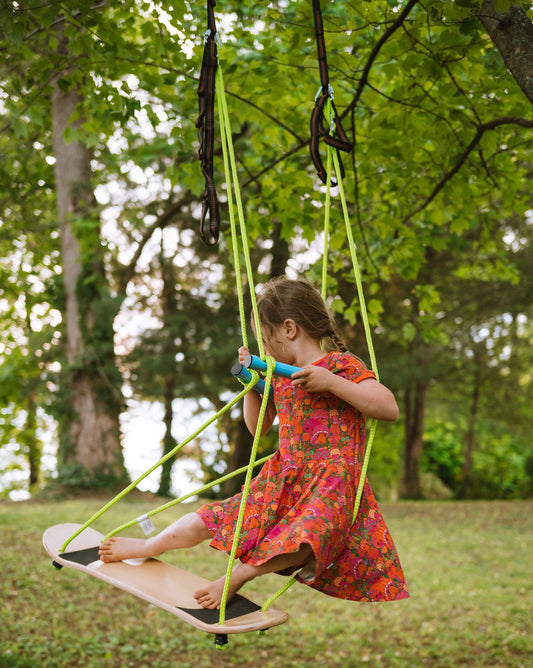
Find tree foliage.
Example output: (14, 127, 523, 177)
(0, 0, 532, 498)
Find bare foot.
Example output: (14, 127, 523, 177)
(98, 537, 155, 563)
(193, 563, 257, 609)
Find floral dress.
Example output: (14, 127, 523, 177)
(196, 351, 408, 602)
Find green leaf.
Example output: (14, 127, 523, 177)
(493, 0, 511, 12)
(402, 322, 417, 343)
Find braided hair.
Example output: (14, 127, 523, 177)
(256, 276, 348, 353)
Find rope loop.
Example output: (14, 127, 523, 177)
(309, 0, 353, 185)
(196, 3, 221, 246)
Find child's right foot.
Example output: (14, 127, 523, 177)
(98, 537, 153, 563)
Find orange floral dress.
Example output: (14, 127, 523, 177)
(197, 352, 408, 602)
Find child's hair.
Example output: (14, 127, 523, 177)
(256, 276, 347, 353)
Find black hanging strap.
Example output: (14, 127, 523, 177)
(196, 0, 220, 246)
(309, 0, 353, 184)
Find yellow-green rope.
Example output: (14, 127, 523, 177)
(218, 356, 276, 624)
(261, 575, 298, 613)
(321, 139, 333, 302)
(59, 60, 380, 623)
(216, 66, 266, 359)
(330, 148, 378, 378)
(214, 64, 274, 623)
(216, 66, 249, 351)
(328, 145, 379, 524)
(60, 49, 290, 627)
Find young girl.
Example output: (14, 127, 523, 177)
(99, 277, 408, 609)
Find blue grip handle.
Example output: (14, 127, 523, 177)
(244, 354, 301, 379)
(231, 363, 274, 400)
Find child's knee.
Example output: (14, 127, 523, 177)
(187, 511, 211, 538)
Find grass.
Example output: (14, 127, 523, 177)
(1, 494, 531, 667)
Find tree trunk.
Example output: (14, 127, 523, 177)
(51, 37, 125, 487)
(23, 302, 42, 490)
(158, 374, 177, 497)
(478, 1, 533, 105)
(458, 354, 482, 498)
(222, 417, 254, 496)
(401, 381, 427, 499)
(269, 221, 291, 278)
(158, 247, 180, 497)
(26, 391, 41, 489)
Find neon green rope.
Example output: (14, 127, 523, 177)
(60, 59, 380, 622)
(60, 58, 278, 627)
(321, 136, 332, 302)
(218, 356, 275, 624)
(330, 148, 378, 379)
(216, 67, 248, 350)
(261, 576, 297, 613)
(214, 65, 275, 623)
(216, 67, 265, 359)
(328, 146, 379, 524)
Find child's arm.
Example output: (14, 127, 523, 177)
(239, 347, 277, 435)
(291, 365, 399, 422)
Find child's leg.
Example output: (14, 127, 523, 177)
(98, 512, 212, 563)
(194, 543, 313, 609)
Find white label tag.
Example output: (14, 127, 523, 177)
(137, 514, 156, 536)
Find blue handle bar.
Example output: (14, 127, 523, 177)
(244, 354, 302, 379)
(231, 363, 274, 400)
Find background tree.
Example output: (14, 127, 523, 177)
(51, 22, 126, 488)
(0, 0, 532, 499)
(478, 0, 533, 104)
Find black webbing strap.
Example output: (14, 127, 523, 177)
(309, 0, 353, 184)
(196, 0, 220, 246)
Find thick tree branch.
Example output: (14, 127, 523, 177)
(477, 1, 533, 105)
(401, 116, 533, 226)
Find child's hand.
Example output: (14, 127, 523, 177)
(238, 346, 250, 365)
(291, 365, 333, 393)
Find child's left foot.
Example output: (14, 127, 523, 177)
(193, 563, 256, 609)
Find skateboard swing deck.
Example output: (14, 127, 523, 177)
(43, 523, 288, 645)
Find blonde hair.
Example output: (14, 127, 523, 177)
(256, 276, 347, 352)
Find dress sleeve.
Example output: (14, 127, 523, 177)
(331, 352, 376, 384)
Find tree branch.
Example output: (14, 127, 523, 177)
(241, 141, 307, 188)
(118, 190, 197, 296)
(400, 116, 533, 226)
(226, 90, 306, 144)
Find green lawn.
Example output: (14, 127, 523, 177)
(1, 495, 531, 667)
